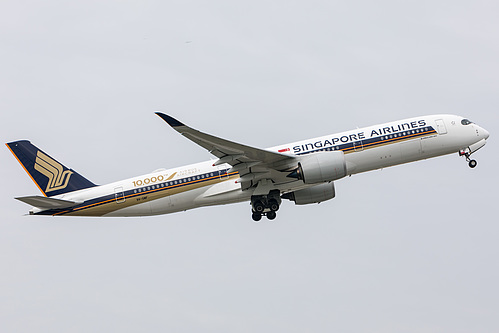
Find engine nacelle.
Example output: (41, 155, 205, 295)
(282, 182, 336, 205)
(290, 151, 347, 184)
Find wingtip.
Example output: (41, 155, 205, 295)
(155, 112, 185, 127)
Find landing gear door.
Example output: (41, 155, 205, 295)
(435, 119, 447, 135)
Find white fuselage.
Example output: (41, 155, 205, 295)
(45, 114, 488, 217)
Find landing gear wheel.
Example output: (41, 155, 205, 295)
(250, 191, 281, 221)
(252, 213, 262, 222)
(267, 211, 276, 220)
(268, 199, 279, 212)
(253, 201, 265, 213)
(469, 159, 477, 168)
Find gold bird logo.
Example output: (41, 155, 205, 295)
(34, 151, 73, 193)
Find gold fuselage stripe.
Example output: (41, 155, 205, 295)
(54, 172, 239, 216)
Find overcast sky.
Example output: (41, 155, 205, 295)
(1, 1, 498, 332)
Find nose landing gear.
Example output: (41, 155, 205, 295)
(251, 190, 281, 222)
(459, 150, 477, 168)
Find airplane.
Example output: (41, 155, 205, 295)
(6, 113, 489, 221)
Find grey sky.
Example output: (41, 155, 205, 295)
(1, 1, 498, 332)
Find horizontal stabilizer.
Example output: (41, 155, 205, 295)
(15, 196, 79, 209)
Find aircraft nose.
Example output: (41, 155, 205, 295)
(483, 128, 490, 140)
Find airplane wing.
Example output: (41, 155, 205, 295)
(155, 113, 297, 189)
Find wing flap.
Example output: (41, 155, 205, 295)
(15, 196, 79, 209)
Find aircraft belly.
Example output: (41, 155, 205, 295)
(399, 139, 423, 163)
(346, 133, 470, 175)
(345, 137, 452, 174)
(103, 201, 153, 217)
(104, 194, 191, 217)
(105, 190, 203, 217)
(420, 134, 465, 158)
(345, 144, 402, 174)
(151, 188, 203, 215)
(195, 181, 250, 207)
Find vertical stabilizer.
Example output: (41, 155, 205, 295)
(6, 140, 97, 197)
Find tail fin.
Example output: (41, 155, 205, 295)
(6, 140, 97, 197)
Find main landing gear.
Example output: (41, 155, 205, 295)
(251, 190, 281, 222)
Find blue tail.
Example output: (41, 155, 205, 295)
(6, 140, 97, 197)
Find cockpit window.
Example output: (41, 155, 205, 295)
(461, 119, 473, 125)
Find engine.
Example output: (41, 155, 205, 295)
(288, 151, 347, 184)
(282, 182, 336, 205)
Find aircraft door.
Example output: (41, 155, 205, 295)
(435, 119, 447, 135)
(353, 140, 364, 152)
(114, 186, 125, 203)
